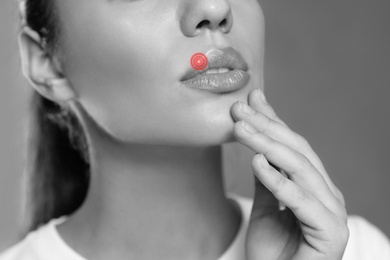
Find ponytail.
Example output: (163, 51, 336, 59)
(23, 86, 90, 235)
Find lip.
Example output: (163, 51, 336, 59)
(180, 46, 250, 93)
(180, 46, 249, 81)
(181, 70, 250, 93)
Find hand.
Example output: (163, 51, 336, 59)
(230, 88, 349, 260)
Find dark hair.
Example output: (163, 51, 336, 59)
(18, 0, 90, 235)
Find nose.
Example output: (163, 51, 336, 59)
(179, 0, 233, 37)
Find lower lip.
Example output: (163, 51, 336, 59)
(181, 70, 250, 93)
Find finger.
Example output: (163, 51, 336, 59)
(278, 170, 288, 211)
(239, 90, 344, 205)
(231, 100, 333, 191)
(247, 88, 321, 165)
(252, 153, 334, 231)
(257, 160, 287, 211)
(234, 120, 341, 212)
(248, 88, 287, 126)
(251, 171, 280, 218)
(232, 101, 310, 158)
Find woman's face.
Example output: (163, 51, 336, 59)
(55, 0, 265, 146)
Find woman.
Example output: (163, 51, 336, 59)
(1, 0, 390, 259)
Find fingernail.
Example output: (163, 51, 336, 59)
(257, 88, 267, 102)
(239, 101, 256, 114)
(279, 201, 286, 211)
(257, 154, 270, 168)
(241, 120, 257, 134)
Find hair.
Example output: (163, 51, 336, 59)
(18, 0, 91, 236)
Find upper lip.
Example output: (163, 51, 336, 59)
(180, 46, 249, 81)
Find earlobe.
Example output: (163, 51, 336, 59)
(44, 78, 77, 102)
(18, 26, 77, 104)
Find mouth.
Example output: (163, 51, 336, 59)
(180, 46, 249, 81)
(180, 47, 250, 93)
(202, 67, 232, 74)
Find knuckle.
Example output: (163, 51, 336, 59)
(329, 184, 347, 209)
(335, 188, 346, 207)
(262, 115, 273, 130)
(295, 133, 311, 151)
(233, 122, 253, 141)
(289, 189, 310, 212)
(298, 154, 313, 172)
(262, 118, 277, 136)
(276, 116, 288, 126)
(296, 189, 309, 204)
(297, 133, 309, 146)
(256, 135, 276, 155)
(339, 190, 346, 205)
(289, 153, 312, 178)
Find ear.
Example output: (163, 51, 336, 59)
(18, 26, 77, 104)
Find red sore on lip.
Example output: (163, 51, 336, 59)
(190, 52, 208, 71)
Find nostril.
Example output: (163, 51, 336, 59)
(219, 19, 227, 28)
(196, 20, 210, 29)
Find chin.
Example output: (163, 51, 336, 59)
(174, 122, 238, 146)
(126, 122, 237, 147)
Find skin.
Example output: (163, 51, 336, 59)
(18, 0, 348, 259)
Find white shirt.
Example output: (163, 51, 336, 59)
(1, 192, 390, 260)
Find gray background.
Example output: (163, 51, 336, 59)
(1, 0, 389, 251)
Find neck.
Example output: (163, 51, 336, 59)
(57, 103, 242, 260)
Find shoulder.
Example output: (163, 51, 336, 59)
(0, 217, 69, 260)
(343, 215, 390, 260)
(0, 232, 40, 260)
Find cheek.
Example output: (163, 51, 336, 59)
(57, 1, 264, 145)
(58, 9, 177, 140)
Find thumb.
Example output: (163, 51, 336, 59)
(250, 157, 280, 220)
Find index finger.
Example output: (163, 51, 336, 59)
(248, 88, 345, 206)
